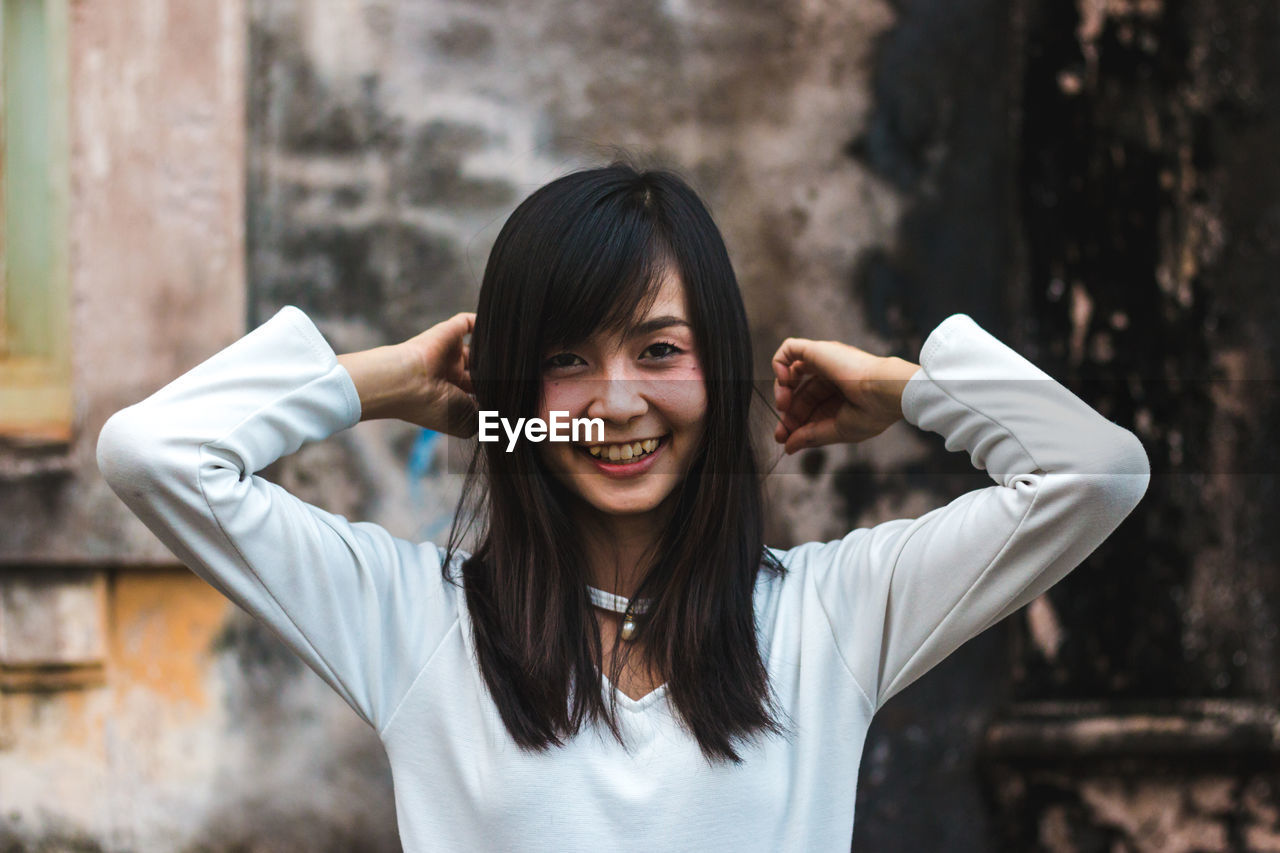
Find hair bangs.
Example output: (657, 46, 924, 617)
(540, 203, 677, 353)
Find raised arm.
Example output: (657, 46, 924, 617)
(774, 314, 1150, 713)
(96, 306, 473, 733)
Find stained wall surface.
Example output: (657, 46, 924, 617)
(2, 1, 393, 850)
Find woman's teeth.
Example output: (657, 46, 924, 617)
(587, 438, 660, 462)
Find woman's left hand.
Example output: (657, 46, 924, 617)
(771, 337, 921, 454)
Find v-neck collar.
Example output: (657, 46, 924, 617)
(601, 672, 669, 712)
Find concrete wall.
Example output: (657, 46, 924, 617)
(1, 2, 397, 850)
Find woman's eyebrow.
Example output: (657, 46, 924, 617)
(628, 316, 691, 337)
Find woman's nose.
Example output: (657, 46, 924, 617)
(585, 365, 647, 424)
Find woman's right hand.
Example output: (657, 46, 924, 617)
(399, 312, 478, 436)
(338, 312, 479, 436)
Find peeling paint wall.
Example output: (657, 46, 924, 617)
(980, 0, 1280, 849)
(2, 569, 399, 851)
(1, 1, 399, 850)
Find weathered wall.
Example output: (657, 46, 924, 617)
(2, 570, 398, 850)
(1, 1, 398, 850)
(831, 0, 1025, 845)
(977, 0, 1280, 849)
(0, 0, 246, 561)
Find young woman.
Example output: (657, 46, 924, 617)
(97, 163, 1149, 851)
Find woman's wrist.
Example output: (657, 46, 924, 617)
(874, 356, 922, 417)
(336, 344, 424, 422)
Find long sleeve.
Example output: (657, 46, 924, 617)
(96, 305, 461, 733)
(784, 313, 1150, 713)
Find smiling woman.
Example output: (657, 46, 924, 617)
(97, 160, 1149, 852)
(458, 166, 786, 755)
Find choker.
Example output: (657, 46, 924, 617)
(587, 585, 652, 641)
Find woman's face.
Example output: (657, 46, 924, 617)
(537, 269, 707, 521)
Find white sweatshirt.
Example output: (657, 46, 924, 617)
(96, 306, 1149, 852)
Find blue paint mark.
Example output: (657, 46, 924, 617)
(408, 428, 440, 480)
(406, 428, 454, 542)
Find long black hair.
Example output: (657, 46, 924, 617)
(442, 161, 790, 764)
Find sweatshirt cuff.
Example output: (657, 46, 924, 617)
(900, 314, 971, 427)
(276, 305, 363, 430)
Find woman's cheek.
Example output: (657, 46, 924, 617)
(660, 367, 708, 428)
(539, 380, 583, 421)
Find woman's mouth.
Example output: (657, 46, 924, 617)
(583, 436, 663, 462)
(577, 435, 668, 476)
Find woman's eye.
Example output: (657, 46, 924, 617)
(543, 352, 584, 370)
(642, 341, 682, 360)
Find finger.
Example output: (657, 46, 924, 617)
(452, 370, 475, 396)
(774, 359, 809, 429)
(774, 376, 805, 442)
(784, 375, 840, 431)
(775, 363, 816, 403)
(771, 345, 806, 392)
(776, 373, 830, 433)
(774, 411, 791, 443)
(772, 358, 788, 385)
(784, 419, 842, 455)
(447, 344, 474, 394)
(773, 338, 856, 388)
(786, 359, 808, 389)
(773, 377, 790, 443)
(772, 339, 830, 382)
(772, 338, 815, 385)
(438, 312, 476, 351)
(440, 386, 479, 437)
(773, 376, 793, 416)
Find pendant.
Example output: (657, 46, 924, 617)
(620, 617, 637, 641)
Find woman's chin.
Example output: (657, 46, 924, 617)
(544, 454, 686, 521)
(574, 483, 681, 519)
(582, 496, 667, 518)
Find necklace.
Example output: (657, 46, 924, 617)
(587, 585, 652, 641)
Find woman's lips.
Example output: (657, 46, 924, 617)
(578, 435, 668, 478)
